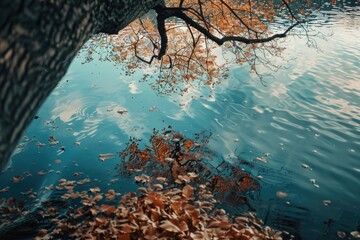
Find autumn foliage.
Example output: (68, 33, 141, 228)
(119, 128, 261, 209)
(80, 0, 316, 94)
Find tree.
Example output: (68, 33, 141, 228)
(0, 0, 164, 170)
(0, 0, 316, 170)
(83, 0, 314, 94)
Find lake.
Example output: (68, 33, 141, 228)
(1, 2, 359, 239)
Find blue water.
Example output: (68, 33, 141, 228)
(1, 3, 360, 239)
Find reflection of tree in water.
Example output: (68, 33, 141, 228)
(117, 127, 261, 211)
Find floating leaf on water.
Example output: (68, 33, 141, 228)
(117, 109, 128, 115)
(156, 177, 166, 182)
(351, 231, 360, 238)
(323, 200, 331, 206)
(188, 172, 198, 178)
(255, 157, 267, 163)
(149, 106, 157, 111)
(177, 175, 191, 183)
(182, 185, 194, 199)
(105, 189, 119, 200)
(37, 170, 48, 175)
(199, 184, 206, 189)
(90, 187, 101, 193)
(100, 204, 116, 215)
(337, 231, 346, 238)
(160, 220, 181, 233)
(54, 159, 62, 163)
(0, 187, 10, 193)
(276, 191, 288, 198)
(154, 184, 163, 191)
(44, 185, 54, 191)
(301, 164, 311, 169)
(37, 228, 47, 236)
(77, 178, 91, 184)
(20, 188, 33, 195)
(135, 174, 150, 183)
(99, 153, 115, 161)
(235, 217, 249, 224)
(95, 216, 107, 224)
(138, 187, 148, 194)
(36, 142, 46, 147)
(73, 172, 84, 177)
(179, 221, 189, 232)
(94, 194, 103, 202)
(11, 176, 24, 183)
(48, 136, 59, 146)
(164, 157, 175, 163)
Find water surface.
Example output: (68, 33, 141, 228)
(1, 2, 360, 239)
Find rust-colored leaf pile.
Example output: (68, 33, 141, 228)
(26, 174, 282, 240)
(119, 128, 260, 206)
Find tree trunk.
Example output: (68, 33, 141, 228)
(0, 0, 163, 170)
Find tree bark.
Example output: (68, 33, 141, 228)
(0, 0, 164, 170)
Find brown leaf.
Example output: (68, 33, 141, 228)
(101, 204, 116, 215)
(153, 184, 163, 191)
(117, 234, 131, 240)
(90, 187, 101, 193)
(179, 221, 189, 232)
(182, 185, 194, 199)
(160, 220, 181, 233)
(0, 187, 10, 193)
(11, 176, 24, 183)
(99, 153, 115, 161)
(95, 216, 107, 224)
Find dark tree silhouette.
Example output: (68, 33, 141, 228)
(0, 0, 164, 170)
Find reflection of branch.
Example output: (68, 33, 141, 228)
(168, 7, 301, 45)
(137, 4, 302, 65)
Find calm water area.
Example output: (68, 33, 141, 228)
(1, 2, 359, 239)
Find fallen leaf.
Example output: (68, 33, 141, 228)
(188, 172, 198, 178)
(0, 187, 10, 193)
(255, 157, 267, 163)
(117, 109, 128, 115)
(351, 231, 360, 238)
(36, 142, 46, 147)
(90, 187, 101, 193)
(276, 191, 288, 198)
(301, 164, 311, 169)
(160, 220, 181, 233)
(154, 184, 163, 191)
(99, 153, 115, 161)
(37, 170, 48, 175)
(101, 204, 116, 215)
(11, 176, 24, 183)
(337, 231, 346, 238)
(156, 177, 166, 182)
(182, 185, 194, 199)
